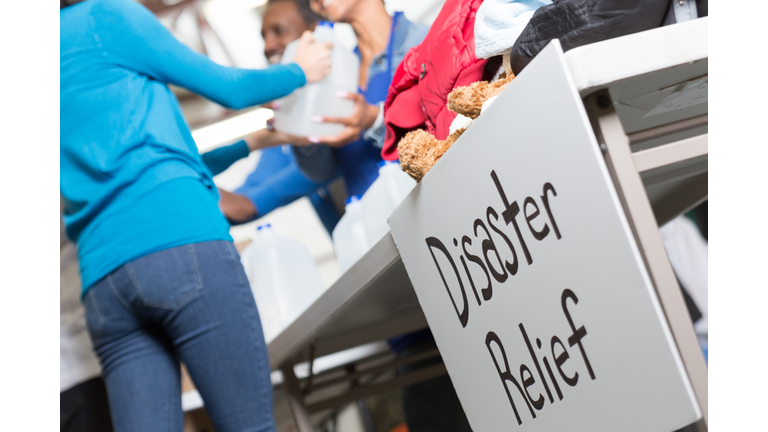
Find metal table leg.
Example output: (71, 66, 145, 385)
(281, 363, 315, 432)
(584, 91, 708, 431)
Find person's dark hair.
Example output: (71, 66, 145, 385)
(60, 0, 85, 9)
(267, 0, 321, 26)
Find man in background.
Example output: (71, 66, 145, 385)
(214, 0, 343, 233)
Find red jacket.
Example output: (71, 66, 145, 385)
(382, 0, 487, 161)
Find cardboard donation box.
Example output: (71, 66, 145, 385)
(388, 42, 701, 432)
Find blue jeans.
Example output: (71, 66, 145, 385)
(84, 241, 274, 432)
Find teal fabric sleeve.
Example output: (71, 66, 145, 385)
(201, 140, 250, 176)
(91, 0, 306, 109)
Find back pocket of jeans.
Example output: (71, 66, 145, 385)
(125, 244, 203, 310)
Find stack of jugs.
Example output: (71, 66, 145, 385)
(272, 21, 360, 137)
(240, 224, 325, 342)
(331, 196, 368, 273)
(360, 160, 417, 246)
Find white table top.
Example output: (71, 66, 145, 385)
(565, 17, 708, 135)
(267, 232, 428, 369)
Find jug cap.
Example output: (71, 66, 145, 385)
(345, 196, 360, 206)
(318, 20, 334, 28)
(257, 223, 273, 231)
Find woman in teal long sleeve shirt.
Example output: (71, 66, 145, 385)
(60, 1, 331, 430)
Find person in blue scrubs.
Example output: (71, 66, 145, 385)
(60, 0, 331, 430)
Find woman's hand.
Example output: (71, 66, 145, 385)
(306, 92, 379, 148)
(235, 239, 252, 253)
(244, 127, 311, 150)
(245, 121, 313, 148)
(218, 189, 257, 223)
(293, 31, 333, 83)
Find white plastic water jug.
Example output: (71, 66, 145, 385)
(241, 224, 325, 342)
(332, 196, 369, 273)
(360, 161, 417, 246)
(272, 21, 360, 137)
(380, 160, 417, 206)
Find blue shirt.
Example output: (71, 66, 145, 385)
(61, 0, 306, 293)
(202, 142, 341, 233)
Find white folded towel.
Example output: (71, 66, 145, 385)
(474, 0, 552, 60)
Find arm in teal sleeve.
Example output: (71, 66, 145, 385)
(201, 140, 250, 176)
(91, 0, 306, 109)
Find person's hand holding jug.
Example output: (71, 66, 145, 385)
(292, 31, 333, 83)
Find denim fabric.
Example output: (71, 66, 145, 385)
(363, 14, 430, 148)
(83, 241, 274, 432)
(367, 13, 430, 91)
